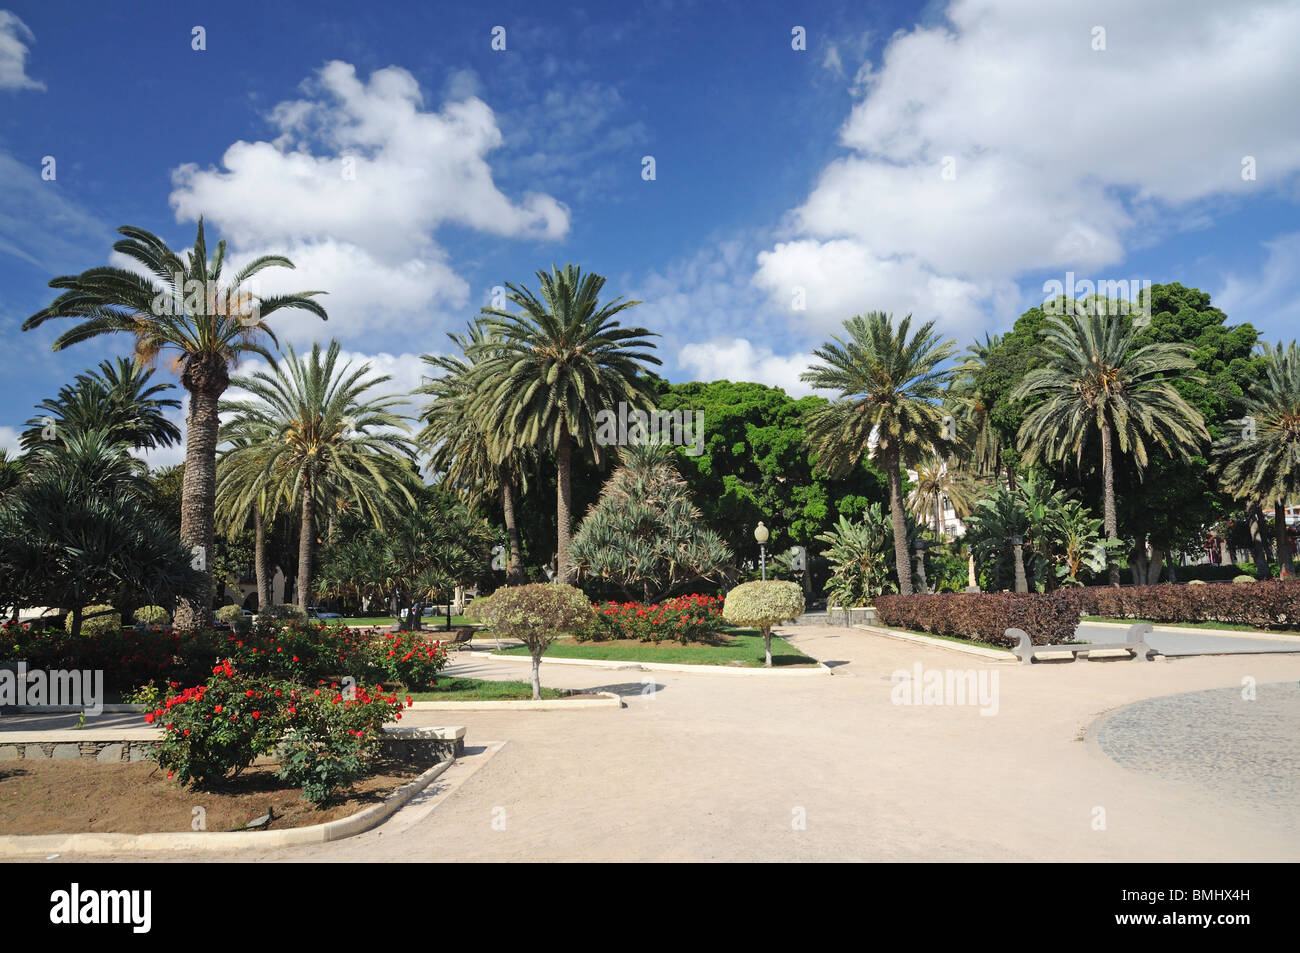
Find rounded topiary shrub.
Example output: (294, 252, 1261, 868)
(1233, 575, 1257, 584)
(722, 580, 805, 666)
(215, 604, 245, 623)
(475, 585, 594, 699)
(1187, 579, 1206, 586)
(133, 605, 171, 625)
(66, 605, 122, 636)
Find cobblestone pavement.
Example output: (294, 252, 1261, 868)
(1091, 680, 1300, 823)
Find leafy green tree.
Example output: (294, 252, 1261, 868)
(1213, 340, 1300, 577)
(219, 340, 418, 611)
(22, 221, 327, 627)
(476, 265, 660, 584)
(569, 441, 732, 601)
(651, 379, 889, 588)
(802, 312, 957, 594)
(1013, 306, 1208, 584)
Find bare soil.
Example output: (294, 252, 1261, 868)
(0, 756, 434, 835)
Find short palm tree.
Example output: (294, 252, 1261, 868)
(801, 312, 957, 594)
(21, 357, 181, 453)
(475, 265, 661, 583)
(22, 220, 327, 626)
(215, 419, 284, 610)
(416, 321, 530, 584)
(1012, 307, 1208, 585)
(948, 332, 1003, 478)
(219, 340, 419, 612)
(1213, 340, 1300, 577)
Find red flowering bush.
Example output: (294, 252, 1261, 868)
(275, 683, 409, 806)
(374, 632, 449, 689)
(227, 618, 385, 685)
(583, 594, 723, 643)
(149, 660, 289, 786)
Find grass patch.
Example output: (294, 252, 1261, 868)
(498, 627, 815, 667)
(1082, 615, 1300, 636)
(407, 677, 563, 701)
(868, 625, 1011, 652)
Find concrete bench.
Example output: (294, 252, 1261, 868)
(1010, 622, 1153, 665)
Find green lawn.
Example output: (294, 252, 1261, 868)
(1082, 615, 1300, 636)
(498, 628, 816, 667)
(406, 677, 563, 701)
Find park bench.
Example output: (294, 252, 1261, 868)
(1010, 622, 1153, 665)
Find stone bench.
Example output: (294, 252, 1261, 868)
(1011, 622, 1153, 665)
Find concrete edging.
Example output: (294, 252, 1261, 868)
(0, 756, 456, 856)
(408, 690, 623, 711)
(483, 652, 833, 677)
(852, 624, 1019, 662)
(1084, 619, 1300, 643)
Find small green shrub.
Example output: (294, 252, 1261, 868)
(260, 603, 306, 621)
(1187, 579, 1206, 586)
(214, 604, 245, 622)
(1233, 574, 1256, 584)
(475, 585, 594, 699)
(133, 605, 171, 625)
(66, 605, 121, 636)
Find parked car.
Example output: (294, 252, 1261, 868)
(308, 606, 342, 620)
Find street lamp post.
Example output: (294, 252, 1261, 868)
(754, 522, 769, 581)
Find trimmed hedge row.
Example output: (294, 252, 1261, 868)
(874, 591, 1080, 647)
(875, 579, 1300, 645)
(1074, 579, 1300, 629)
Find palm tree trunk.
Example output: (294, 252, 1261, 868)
(298, 474, 314, 612)
(556, 423, 574, 585)
(886, 446, 913, 595)
(500, 471, 524, 584)
(253, 502, 271, 610)
(1099, 418, 1121, 586)
(1276, 499, 1294, 577)
(1249, 503, 1272, 579)
(175, 370, 226, 628)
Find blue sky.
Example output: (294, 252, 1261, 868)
(1, 0, 1298, 465)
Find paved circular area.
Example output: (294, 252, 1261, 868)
(1092, 680, 1300, 817)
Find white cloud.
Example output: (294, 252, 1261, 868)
(167, 60, 569, 346)
(677, 338, 820, 398)
(0, 425, 20, 455)
(0, 11, 42, 91)
(756, 0, 1300, 327)
(1217, 232, 1300, 338)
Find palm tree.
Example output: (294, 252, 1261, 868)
(907, 455, 983, 542)
(219, 340, 419, 612)
(948, 333, 1004, 480)
(21, 357, 181, 454)
(1012, 306, 1208, 585)
(215, 419, 284, 610)
(1214, 341, 1300, 577)
(416, 321, 530, 584)
(22, 220, 327, 626)
(801, 313, 957, 594)
(475, 265, 661, 584)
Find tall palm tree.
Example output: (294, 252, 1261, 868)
(1012, 306, 1208, 585)
(801, 312, 957, 595)
(1214, 340, 1300, 577)
(907, 456, 982, 542)
(219, 340, 419, 612)
(416, 321, 530, 584)
(21, 357, 181, 454)
(215, 419, 284, 610)
(948, 332, 1004, 480)
(475, 265, 661, 584)
(22, 220, 327, 626)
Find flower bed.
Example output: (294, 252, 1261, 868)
(581, 594, 724, 643)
